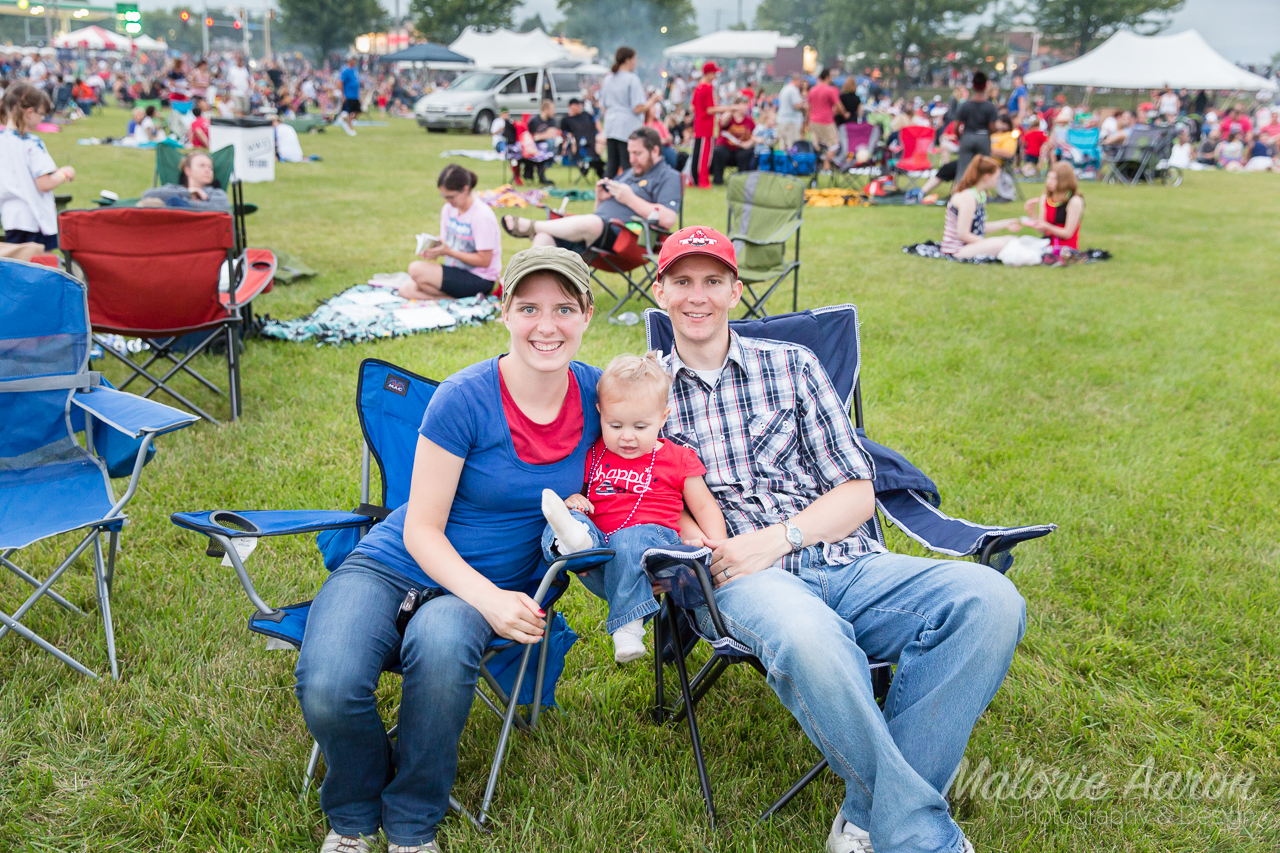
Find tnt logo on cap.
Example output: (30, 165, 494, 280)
(657, 226, 738, 276)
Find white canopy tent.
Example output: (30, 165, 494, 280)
(663, 30, 799, 60)
(130, 34, 169, 52)
(1025, 30, 1276, 92)
(449, 27, 571, 69)
(53, 26, 133, 51)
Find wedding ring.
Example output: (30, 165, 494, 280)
(724, 568, 733, 578)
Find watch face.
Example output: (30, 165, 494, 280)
(787, 525, 803, 547)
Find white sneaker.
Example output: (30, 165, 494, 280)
(961, 839, 975, 853)
(343, 123, 357, 137)
(826, 816, 873, 853)
(611, 619, 646, 663)
(320, 829, 372, 853)
(389, 843, 440, 853)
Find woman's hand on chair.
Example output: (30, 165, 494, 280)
(478, 589, 546, 644)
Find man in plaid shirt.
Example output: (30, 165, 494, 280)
(652, 227, 1026, 853)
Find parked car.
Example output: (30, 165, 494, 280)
(414, 67, 586, 134)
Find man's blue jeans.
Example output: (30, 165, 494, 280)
(698, 549, 1026, 853)
(294, 554, 494, 846)
(540, 513, 678, 634)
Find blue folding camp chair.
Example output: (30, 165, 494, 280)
(169, 357, 612, 826)
(1064, 127, 1101, 174)
(0, 259, 197, 681)
(642, 305, 1057, 827)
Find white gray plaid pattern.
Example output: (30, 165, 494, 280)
(661, 331, 883, 573)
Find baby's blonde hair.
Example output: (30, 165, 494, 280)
(597, 351, 671, 410)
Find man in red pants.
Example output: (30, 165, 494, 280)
(690, 61, 727, 189)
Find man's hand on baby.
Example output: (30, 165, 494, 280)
(564, 494, 594, 514)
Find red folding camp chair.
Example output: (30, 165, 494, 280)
(819, 122, 883, 190)
(60, 207, 277, 425)
(894, 125, 936, 193)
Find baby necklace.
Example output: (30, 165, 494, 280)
(588, 441, 660, 542)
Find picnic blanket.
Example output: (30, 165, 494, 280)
(259, 283, 499, 345)
(903, 241, 1112, 266)
(478, 184, 547, 209)
(546, 187, 596, 202)
(441, 149, 506, 161)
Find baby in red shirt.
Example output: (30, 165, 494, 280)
(542, 352, 726, 662)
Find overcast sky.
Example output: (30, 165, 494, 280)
(512, 0, 1279, 63)
(133, 0, 1279, 63)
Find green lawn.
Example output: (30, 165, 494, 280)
(2, 107, 1278, 852)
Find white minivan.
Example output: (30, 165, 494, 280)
(414, 67, 586, 134)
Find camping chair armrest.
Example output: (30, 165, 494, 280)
(170, 509, 377, 540)
(873, 490, 1056, 574)
(728, 218, 803, 247)
(72, 386, 199, 438)
(224, 249, 277, 309)
(170, 509, 378, 618)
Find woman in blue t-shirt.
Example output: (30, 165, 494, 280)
(295, 247, 601, 853)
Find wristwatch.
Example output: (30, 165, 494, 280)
(782, 520, 804, 554)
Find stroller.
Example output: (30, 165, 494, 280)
(1102, 124, 1183, 186)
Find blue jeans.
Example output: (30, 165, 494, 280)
(294, 554, 494, 846)
(541, 513, 677, 634)
(697, 549, 1026, 853)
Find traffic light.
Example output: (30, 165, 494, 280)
(232, 19, 240, 29)
(204, 16, 213, 26)
(179, 9, 189, 25)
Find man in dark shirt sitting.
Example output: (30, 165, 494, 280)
(500, 127, 681, 254)
(560, 98, 603, 179)
(522, 98, 564, 184)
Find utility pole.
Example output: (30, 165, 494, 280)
(737, 0, 742, 26)
(241, 7, 250, 58)
(44, 3, 53, 42)
(264, 0, 272, 61)
(202, 1, 209, 55)
(715, 9, 721, 30)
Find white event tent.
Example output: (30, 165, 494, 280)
(449, 27, 571, 69)
(1025, 30, 1277, 92)
(663, 30, 799, 60)
(53, 26, 134, 51)
(131, 34, 169, 52)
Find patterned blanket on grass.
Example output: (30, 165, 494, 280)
(903, 241, 1112, 266)
(260, 284, 499, 346)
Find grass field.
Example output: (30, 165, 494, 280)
(2, 107, 1278, 853)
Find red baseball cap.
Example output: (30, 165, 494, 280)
(657, 226, 738, 277)
(701, 61, 721, 75)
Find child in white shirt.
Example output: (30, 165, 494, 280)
(1, 84, 74, 251)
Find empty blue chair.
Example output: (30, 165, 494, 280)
(169, 357, 612, 825)
(1, 259, 197, 681)
(642, 304, 1056, 825)
(1065, 126, 1101, 172)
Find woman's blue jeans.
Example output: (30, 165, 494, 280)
(294, 554, 494, 846)
(540, 512, 677, 634)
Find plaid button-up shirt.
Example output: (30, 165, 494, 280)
(661, 331, 882, 573)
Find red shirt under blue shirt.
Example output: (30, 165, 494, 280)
(585, 438, 706, 535)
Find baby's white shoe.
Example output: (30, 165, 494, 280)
(541, 489, 593, 554)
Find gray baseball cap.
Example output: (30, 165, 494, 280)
(501, 246, 593, 310)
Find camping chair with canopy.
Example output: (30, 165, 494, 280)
(168, 358, 614, 825)
(815, 122, 883, 191)
(0, 259, 198, 681)
(59, 207, 277, 425)
(641, 305, 1057, 827)
(725, 171, 804, 318)
(1064, 127, 1102, 176)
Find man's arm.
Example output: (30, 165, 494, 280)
(705, 479, 873, 586)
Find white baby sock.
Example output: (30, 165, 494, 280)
(612, 619, 646, 663)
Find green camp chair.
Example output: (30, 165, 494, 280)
(725, 172, 804, 318)
(154, 144, 257, 254)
